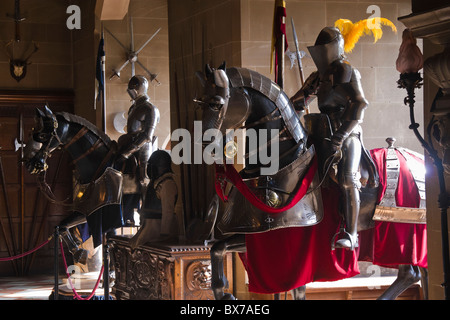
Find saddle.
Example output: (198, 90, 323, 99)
(303, 113, 379, 188)
(216, 145, 324, 235)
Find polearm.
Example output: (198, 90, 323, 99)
(291, 17, 304, 86)
(19, 112, 25, 274)
(101, 27, 107, 133)
(276, 31, 285, 89)
(96, 24, 109, 300)
(7, 0, 25, 42)
(291, 17, 309, 114)
(271, 0, 287, 88)
(96, 24, 107, 132)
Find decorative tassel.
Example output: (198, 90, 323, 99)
(335, 17, 397, 53)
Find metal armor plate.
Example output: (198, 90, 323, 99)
(226, 67, 307, 144)
(73, 167, 123, 216)
(217, 146, 323, 235)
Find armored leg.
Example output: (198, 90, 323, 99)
(290, 285, 306, 300)
(419, 267, 428, 300)
(139, 149, 151, 186)
(210, 234, 246, 300)
(377, 264, 421, 300)
(58, 212, 89, 265)
(334, 135, 361, 250)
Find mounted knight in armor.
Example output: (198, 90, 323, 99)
(116, 75, 160, 222)
(291, 25, 384, 250)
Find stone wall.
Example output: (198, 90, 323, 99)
(240, 0, 423, 152)
(0, 0, 74, 90)
(99, 0, 170, 146)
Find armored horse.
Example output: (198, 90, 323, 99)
(23, 106, 140, 264)
(196, 63, 427, 300)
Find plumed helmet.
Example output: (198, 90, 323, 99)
(148, 150, 173, 181)
(314, 27, 342, 46)
(127, 75, 149, 100)
(307, 27, 345, 74)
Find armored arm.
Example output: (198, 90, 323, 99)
(330, 68, 368, 150)
(119, 105, 160, 159)
(290, 71, 319, 111)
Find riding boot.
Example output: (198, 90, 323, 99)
(60, 229, 89, 265)
(334, 176, 360, 250)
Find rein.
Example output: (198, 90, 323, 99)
(235, 105, 297, 160)
(214, 155, 318, 217)
(36, 124, 115, 207)
(37, 171, 73, 207)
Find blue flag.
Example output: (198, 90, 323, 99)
(96, 34, 105, 97)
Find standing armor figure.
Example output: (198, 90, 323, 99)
(130, 150, 178, 249)
(291, 27, 369, 250)
(117, 75, 160, 186)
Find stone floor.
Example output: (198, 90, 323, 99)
(0, 271, 106, 300)
(0, 274, 55, 300)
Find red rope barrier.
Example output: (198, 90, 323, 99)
(59, 240, 104, 300)
(0, 233, 105, 300)
(0, 236, 52, 262)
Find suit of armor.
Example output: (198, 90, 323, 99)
(291, 27, 368, 250)
(117, 75, 160, 185)
(129, 150, 178, 249)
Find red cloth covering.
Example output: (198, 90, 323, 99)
(240, 182, 359, 294)
(358, 148, 427, 268)
(239, 147, 427, 294)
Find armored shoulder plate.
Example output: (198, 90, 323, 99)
(226, 67, 306, 144)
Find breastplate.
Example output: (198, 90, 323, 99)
(127, 106, 147, 132)
(316, 80, 347, 131)
(127, 97, 156, 133)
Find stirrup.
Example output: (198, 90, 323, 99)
(331, 228, 358, 251)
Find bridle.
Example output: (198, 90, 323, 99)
(31, 117, 114, 207)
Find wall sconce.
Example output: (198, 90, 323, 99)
(396, 28, 450, 299)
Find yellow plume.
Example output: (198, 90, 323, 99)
(334, 18, 397, 53)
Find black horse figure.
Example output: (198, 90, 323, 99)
(196, 63, 427, 300)
(23, 106, 137, 262)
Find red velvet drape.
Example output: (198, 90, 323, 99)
(239, 148, 427, 294)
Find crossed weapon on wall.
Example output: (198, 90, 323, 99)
(105, 17, 161, 85)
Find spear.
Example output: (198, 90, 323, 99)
(291, 17, 309, 114)
(291, 17, 305, 86)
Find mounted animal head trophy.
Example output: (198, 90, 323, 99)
(5, 41, 39, 82)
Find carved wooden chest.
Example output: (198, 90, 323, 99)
(108, 235, 233, 300)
